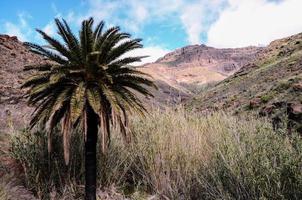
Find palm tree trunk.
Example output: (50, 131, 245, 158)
(85, 106, 98, 200)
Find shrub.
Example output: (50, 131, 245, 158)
(9, 128, 85, 199)
(124, 108, 302, 199)
(260, 93, 274, 103)
(9, 108, 302, 199)
(9, 127, 131, 199)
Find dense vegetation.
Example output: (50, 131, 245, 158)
(2, 108, 302, 199)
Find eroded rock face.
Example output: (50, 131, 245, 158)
(156, 45, 262, 75)
(139, 44, 263, 92)
(0, 35, 47, 132)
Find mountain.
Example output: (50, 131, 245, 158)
(138, 44, 262, 90)
(1, 33, 300, 132)
(188, 32, 302, 130)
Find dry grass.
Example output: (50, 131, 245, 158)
(121, 107, 302, 199)
(4, 107, 302, 199)
(0, 175, 37, 200)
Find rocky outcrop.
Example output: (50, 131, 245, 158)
(0, 35, 47, 132)
(260, 101, 302, 134)
(156, 44, 262, 75)
(139, 44, 263, 92)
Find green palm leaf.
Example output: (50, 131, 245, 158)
(70, 82, 86, 123)
(23, 17, 156, 164)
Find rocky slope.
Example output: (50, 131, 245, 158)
(0, 35, 48, 132)
(139, 44, 262, 91)
(188, 32, 302, 131)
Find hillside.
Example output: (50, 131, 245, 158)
(139, 44, 262, 89)
(0, 35, 48, 132)
(188, 32, 302, 129)
(0, 35, 263, 131)
(1, 32, 301, 132)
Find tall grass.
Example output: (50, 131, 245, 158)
(8, 128, 86, 199)
(126, 108, 302, 199)
(9, 107, 302, 199)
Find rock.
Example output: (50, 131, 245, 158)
(259, 104, 276, 116)
(140, 44, 263, 87)
(0, 34, 48, 132)
(292, 82, 302, 91)
(249, 98, 262, 109)
(287, 102, 302, 135)
(290, 103, 302, 115)
(10, 36, 18, 41)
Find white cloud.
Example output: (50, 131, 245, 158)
(3, 13, 32, 41)
(125, 46, 170, 65)
(180, 0, 225, 45)
(40, 4, 75, 39)
(76, 0, 182, 32)
(75, 0, 224, 45)
(133, 4, 148, 22)
(207, 0, 302, 47)
(180, 3, 204, 44)
(4, 22, 27, 41)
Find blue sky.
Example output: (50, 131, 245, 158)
(1, 0, 302, 63)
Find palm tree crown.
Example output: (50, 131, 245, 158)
(22, 17, 156, 164)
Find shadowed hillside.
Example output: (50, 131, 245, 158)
(188, 32, 302, 130)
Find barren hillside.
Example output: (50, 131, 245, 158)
(139, 44, 263, 89)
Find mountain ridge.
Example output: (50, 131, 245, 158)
(187, 32, 302, 131)
(0, 33, 300, 131)
(138, 43, 263, 95)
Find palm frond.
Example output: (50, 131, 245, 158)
(62, 112, 71, 165)
(87, 87, 101, 114)
(106, 39, 142, 63)
(93, 20, 105, 43)
(80, 17, 94, 62)
(24, 42, 67, 64)
(36, 29, 73, 60)
(109, 56, 147, 66)
(70, 82, 86, 123)
(55, 18, 82, 63)
(23, 63, 52, 71)
(23, 17, 156, 160)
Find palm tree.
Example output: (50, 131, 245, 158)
(22, 17, 156, 200)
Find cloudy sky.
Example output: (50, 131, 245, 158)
(1, 0, 302, 64)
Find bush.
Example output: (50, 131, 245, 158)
(9, 127, 131, 199)
(9, 128, 86, 199)
(124, 108, 302, 199)
(260, 93, 274, 103)
(9, 108, 302, 199)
